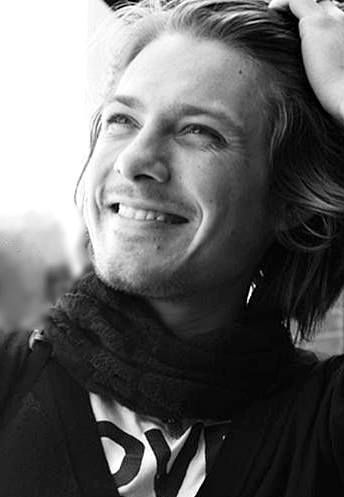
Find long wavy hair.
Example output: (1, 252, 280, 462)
(76, 0, 344, 340)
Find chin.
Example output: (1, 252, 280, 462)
(92, 252, 198, 300)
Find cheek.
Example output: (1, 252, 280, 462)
(85, 147, 110, 187)
(186, 157, 240, 218)
(193, 159, 270, 241)
(82, 145, 117, 210)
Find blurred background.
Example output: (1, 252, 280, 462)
(0, 0, 104, 331)
(0, 0, 343, 354)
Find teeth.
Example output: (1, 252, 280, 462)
(145, 212, 156, 220)
(134, 209, 147, 220)
(117, 204, 170, 223)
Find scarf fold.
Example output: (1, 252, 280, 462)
(44, 271, 297, 423)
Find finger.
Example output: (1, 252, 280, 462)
(269, 0, 319, 18)
(268, 0, 291, 9)
(318, 0, 343, 14)
(317, 0, 334, 9)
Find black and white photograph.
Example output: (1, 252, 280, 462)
(0, 0, 344, 495)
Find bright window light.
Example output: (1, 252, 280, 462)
(0, 1, 89, 231)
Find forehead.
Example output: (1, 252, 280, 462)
(109, 33, 266, 136)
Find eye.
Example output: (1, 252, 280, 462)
(103, 113, 137, 134)
(181, 124, 226, 148)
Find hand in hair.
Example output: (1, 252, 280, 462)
(269, 0, 344, 123)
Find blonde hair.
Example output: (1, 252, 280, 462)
(77, 0, 344, 339)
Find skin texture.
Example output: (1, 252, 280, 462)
(83, 33, 274, 337)
(269, 0, 344, 123)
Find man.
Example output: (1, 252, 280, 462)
(0, 0, 344, 496)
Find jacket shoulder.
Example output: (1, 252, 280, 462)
(0, 330, 31, 411)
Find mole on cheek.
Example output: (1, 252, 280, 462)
(153, 238, 161, 251)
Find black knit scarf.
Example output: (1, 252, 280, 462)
(44, 270, 297, 423)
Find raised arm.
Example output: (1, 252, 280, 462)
(269, 0, 344, 123)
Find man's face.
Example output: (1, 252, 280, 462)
(83, 33, 273, 299)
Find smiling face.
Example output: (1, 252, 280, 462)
(83, 33, 273, 300)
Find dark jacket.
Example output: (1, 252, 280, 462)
(0, 330, 344, 497)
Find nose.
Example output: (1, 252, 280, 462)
(114, 129, 170, 183)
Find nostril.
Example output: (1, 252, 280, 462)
(134, 173, 157, 181)
(115, 152, 170, 183)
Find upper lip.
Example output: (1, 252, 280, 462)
(104, 198, 190, 222)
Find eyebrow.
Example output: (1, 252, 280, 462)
(107, 94, 245, 139)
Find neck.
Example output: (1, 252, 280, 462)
(147, 283, 249, 340)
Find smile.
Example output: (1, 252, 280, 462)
(111, 203, 188, 225)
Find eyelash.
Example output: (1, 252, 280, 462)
(105, 113, 136, 128)
(103, 114, 227, 150)
(181, 124, 227, 149)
